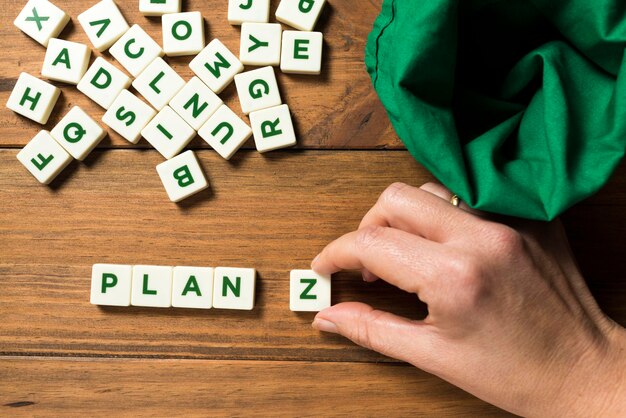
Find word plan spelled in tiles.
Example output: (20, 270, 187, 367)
(102, 89, 157, 144)
(169, 76, 223, 131)
(190, 39, 244, 94)
(50, 106, 106, 161)
(234, 66, 282, 115)
(239, 23, 282, 66)
(276, 0, 326, 32)
(139, 0, 181, 16)
(132, 57, 185, 111)
(141, 106, 195, 160)
(250, 104, 296, 153)
(156, 150, 209, 202)
(131, 265, 173, 308)
(198, 104, 252, 160)
(109, 24, 164, 77)
(6, 72, 61, 124)
(14, 0, 70, 47)
(228, 0, 270, 25)
(17, 130, 72, 184)
(77, 57, 132, 109)
(90, 264, 133, 307)
(213, 267, 256, 311)
(41, 38, 91, 85)
(281, 31, 323, 75)
(290, 269, 331, 312)
(162, 11, 205, 57)
(78, 0, 130, 52)
(171, 266, 214, 309)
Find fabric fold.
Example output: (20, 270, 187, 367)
(366, 0, 626, 220)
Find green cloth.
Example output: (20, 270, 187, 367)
(365, 0, 626, 220)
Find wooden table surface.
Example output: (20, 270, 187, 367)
(1, 1, 624, 416)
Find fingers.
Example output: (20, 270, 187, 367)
(419, 182, 485, 217)
(358, 182, 480, 243)
(356, 182, 483, 283)
(311, 225, 446, 294)
(313, 302, 436, 366)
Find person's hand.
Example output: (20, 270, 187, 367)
(311, 182, 626, 417)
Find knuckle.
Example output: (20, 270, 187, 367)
(419, 182, 439, 193)
(379, 182, 410, 207)
(354, 309, 389, 352)
(446, 255, 482, 288)
(445, 255, 489, 309)
(355, 225, 386, 251)
(487, 224, 524, 256)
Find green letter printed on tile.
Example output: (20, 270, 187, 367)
(182, 275, 202, 296)
(52, 48, 71, 69)
(172, 20, 192, 41)
(101, 273, 118, 293)
(299, 278, 317, 300)
(222, 276, 241, 297)
(261, 118, 282, 138)
(115, 107, 136, 126)
(249, 79, 269, 99)
(30, 153, 54, 171)
(149, 71, 165, 94)
(19, 87, 42, 111)
(239, 0, 253, 10)
(203, 53, 231, 78)
(248, 35, 268, 53)
(90, 67, 112, 89)
(63, 123, 87, 143)
(183, 94, 208, 119)
(89, 19, 111, 38)
(25, 7, 49, 31)
(294, 39, 309, 59)
(142, 274, 158, 295)
(124, 38, 144, 59)
(211, 122, 234, 145)
(173, 165, 195, 187)
(298, 0, 314, 13)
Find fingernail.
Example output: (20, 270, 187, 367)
(311, 253, 320, 268)
(312, 318, 338, 334)
(362, 270, 377, 282)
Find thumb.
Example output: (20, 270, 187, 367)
(313, 302, 436, 365)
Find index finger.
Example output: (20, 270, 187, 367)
(311, 225, 448, 295)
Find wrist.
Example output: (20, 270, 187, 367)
(598, 325, 626, 416)
(560, 323, 626, 417)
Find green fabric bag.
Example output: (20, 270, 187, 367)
(365, 0, 626, 220)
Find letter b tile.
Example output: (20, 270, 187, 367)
(156, 150, 209, 202)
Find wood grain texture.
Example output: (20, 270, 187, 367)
(1, 149, 430, 361)
(1, 150, 624, 363)
(0, 357, 513, 417)
(0, 0, 402, 149)
(2, 1, 625, 414)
